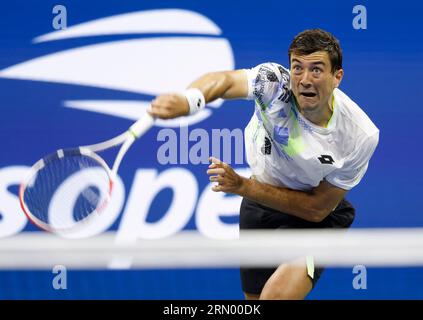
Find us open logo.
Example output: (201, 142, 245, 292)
(0, 10, 243, 243)
(0, 9, 234, 127)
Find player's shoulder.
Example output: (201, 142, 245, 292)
(334, 88, 379, 141)
(244, 62, 291, 103)
(247, 62, 290, 82)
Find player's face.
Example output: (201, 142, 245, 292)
(290, 51, 343, 113)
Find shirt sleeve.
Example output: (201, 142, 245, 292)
(244, 62, 291, 107)
(325, 131, 379, 190)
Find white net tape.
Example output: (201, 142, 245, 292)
(2, 228, 423, 269)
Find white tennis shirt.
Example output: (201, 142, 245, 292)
(244, 62, 379, 191)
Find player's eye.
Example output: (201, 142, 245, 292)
(312, 67, 322, 74)
(292, 65, 302, 73)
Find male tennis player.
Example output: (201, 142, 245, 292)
(148, 29, 379, 300)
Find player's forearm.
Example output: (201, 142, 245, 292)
(149, 70, 247, 119)
(188, 71, 247, 102)
(188, 72, 228, 103)
(238, 177, 327, 222)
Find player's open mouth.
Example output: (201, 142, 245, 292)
(300, 92, 317, 97)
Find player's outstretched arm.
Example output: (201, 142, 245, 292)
(148, 70, 248, 119)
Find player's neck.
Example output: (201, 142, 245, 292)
(295, 96, 334, 128)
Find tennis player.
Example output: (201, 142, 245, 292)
(148, 29, 379, 300)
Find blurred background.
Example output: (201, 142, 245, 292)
(0, 0, 422, 299)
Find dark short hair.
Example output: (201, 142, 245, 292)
(288, 29, 343, 73)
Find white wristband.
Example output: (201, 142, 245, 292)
(184, 88, 206, 114)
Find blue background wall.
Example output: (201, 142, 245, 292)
(0, 0, 422, 299)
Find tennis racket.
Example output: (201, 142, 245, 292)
(19, 112, 155, 234)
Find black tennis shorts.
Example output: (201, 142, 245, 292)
(239, 197, 355, 295)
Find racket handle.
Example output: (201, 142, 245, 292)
(129, 112, 155, 138)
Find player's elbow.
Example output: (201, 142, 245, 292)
(307, 205, 331, 223)
(314, 208, 331, 223)
(311, 210, 329, 223)
(304, 192, 335, 223)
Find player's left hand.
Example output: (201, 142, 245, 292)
(206, 157, 245, 194)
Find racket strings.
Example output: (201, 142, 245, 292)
(23, 152, 110, 230)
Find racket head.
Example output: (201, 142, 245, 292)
(19, 148, 114, 234)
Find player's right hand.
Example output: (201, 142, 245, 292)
(148, 93, 190, 119)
